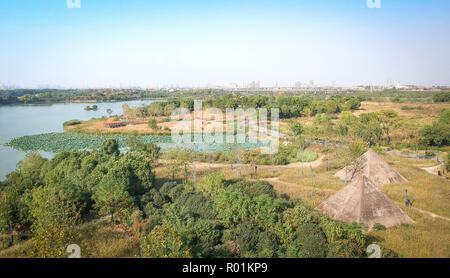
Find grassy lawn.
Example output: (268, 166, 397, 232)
(368, 208, 450, 258)
(381, 155, 450, 218)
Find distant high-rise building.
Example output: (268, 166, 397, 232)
(249, 81, 260, 89)
(295, 81, 302, 88)
(229, 82, 239, 89)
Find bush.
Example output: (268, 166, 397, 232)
(433, 92, 450, 103)
(373, 223, 386, 231)
(420, 122, 450, 146)
(159, 182, 177, 197)
(176, 192, 215, 219)
(197, 172, 226, 195)
(0, 237, 12, 250)
(234, 222, 260, 257)
(63, 120, 82, 127)
(327, 239, 363, 258)
(284, 223, 328, 258)
(148, 119, 158, 129)
(289, 122, 303, 136)
(273, 155, 288, 165)
(296, 150, 318, 162)
(140, 222, 191, 258)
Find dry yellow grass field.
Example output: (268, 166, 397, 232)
(356, 101, 450, 118)
(262, 152, 450, 258)
(0, 220, 140, 258)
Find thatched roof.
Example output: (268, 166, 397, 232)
(335, 149, 407, 185)
(317, 176, 414, 228)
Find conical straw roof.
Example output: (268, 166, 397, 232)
(317, 175, 414, 228)
(335, 149, 407, 185)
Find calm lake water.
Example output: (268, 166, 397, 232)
(0, 100, 156, 180)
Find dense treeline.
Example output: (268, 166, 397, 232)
(142, 94, 362, 119)
(0, 89, 228, 105)
(0, 137, 393, 257)
(1, 88, 447, 106)
(0, 89, 144, 105)
(286, 108, 450, 148)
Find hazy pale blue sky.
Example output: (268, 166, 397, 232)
(0, 0, 449, 88)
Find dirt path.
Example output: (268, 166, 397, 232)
(421, 165, 442, 176)
(411, 207, 450, 222)
(164, 155, 325, 172)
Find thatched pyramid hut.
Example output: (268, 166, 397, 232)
(317, 176, 414, 228)
(335, 149, 407, 185)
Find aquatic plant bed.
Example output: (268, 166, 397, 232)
(8, 132, 269, 153)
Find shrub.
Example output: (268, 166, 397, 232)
(420, 109, 450, 146)
(273, 154, 289, 165)
(159, 182, 177, 197)
(433, 92, 450, 103)
(296, 150, 318, 162)
(289, 122, 303, 136)
(148, 119, 157, 129)
(197, 172, 226, 195)
(140, 221, 191, 258)
(327, 239, 363, 258)
(176, 192, 215, 219)
(234, 222, 260, 257)
(420, 122, 450, 146)
(0, 237, 12, 250)
(63, 120, 82, 127)
(373, 223, 386, 231)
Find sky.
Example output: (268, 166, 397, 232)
(0, 0, 449, 88)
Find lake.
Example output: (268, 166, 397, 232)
(0, 100, 156, 180)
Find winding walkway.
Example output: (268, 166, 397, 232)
(421, 165, 442, 176)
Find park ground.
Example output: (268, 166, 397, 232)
(2, 101, 449, 258)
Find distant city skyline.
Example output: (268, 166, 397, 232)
(1, 0, 449, 88)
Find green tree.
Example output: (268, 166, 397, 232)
(432, 92, 450, 103)
(27, 185, 80, 258)
(354, 113, 383, 143)
(197, 172, 226, 196)
(166, 147, 193, 181)
(18, 94, 34, 104)
(94, 178, 133, 225)
(100, 139, 120, 156)
(377, 110, 399, 144)
(127, 132, 161, 168)
(419, 109, 450, 146)
(140, 221, 191, 258)
(148, 119, 158, 129)
(325, 100, 340, 114)
(0, 153, 46, 233)
(289, 122, 303, 137)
